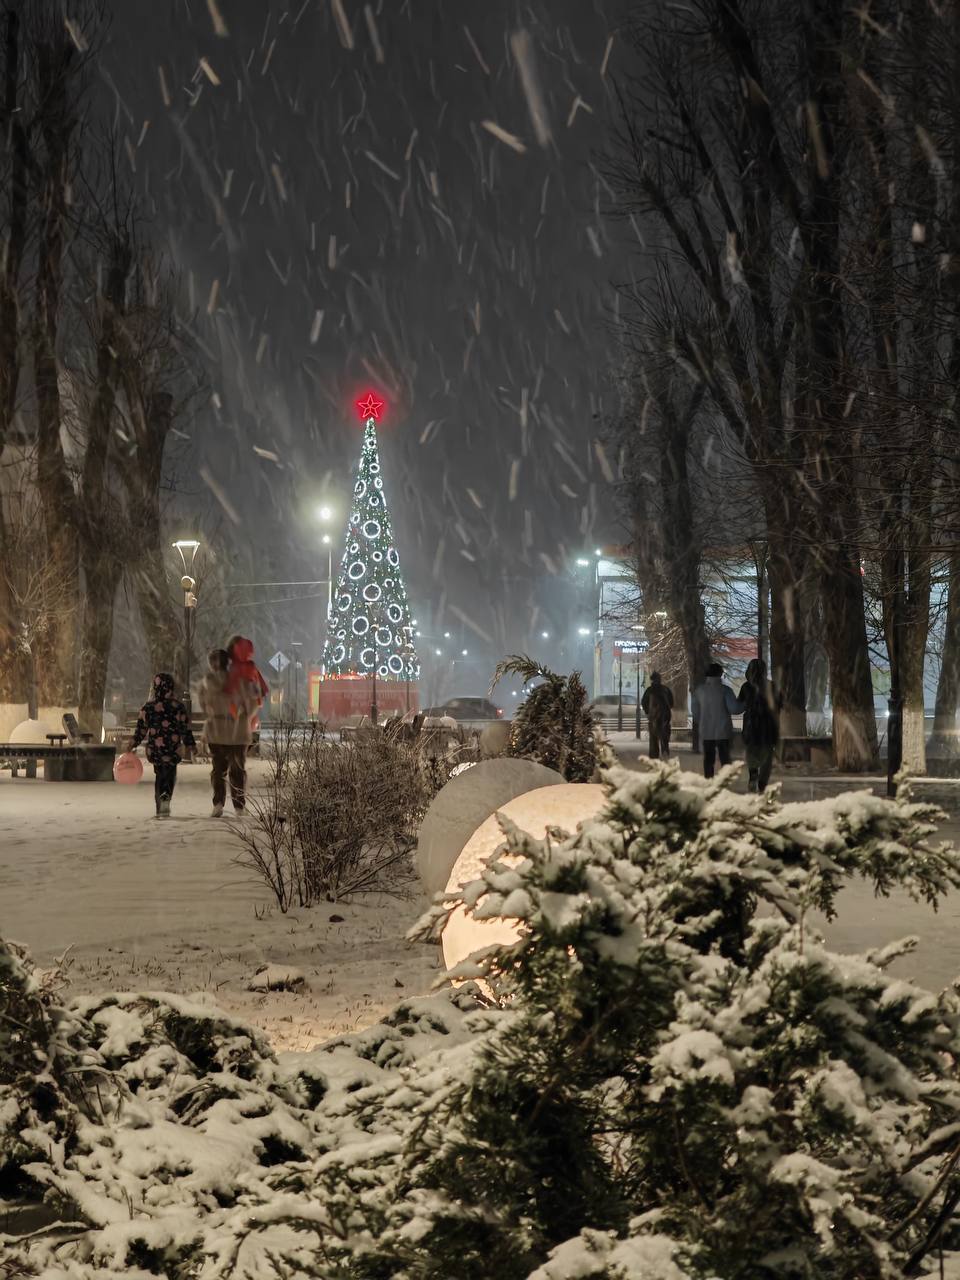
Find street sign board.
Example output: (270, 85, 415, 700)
(269, 651, 290, 673)
(613, 640, 648, 656)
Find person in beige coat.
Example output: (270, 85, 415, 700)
(200, 648, 261, 816)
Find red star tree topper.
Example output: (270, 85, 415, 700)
(356, 391, 384, 421)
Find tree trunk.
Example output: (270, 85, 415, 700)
(901, 623, 927, 774)
(933, 552, 960, 753)
(74, 223, 132, 739)
(765, 499, 807, 738)
(77, 553, 119, 737)
(820, 548, 878, 770)
(0, 5, 29, 701)
(33, 36, 78, 706)
(120, 392, 179, 675)
(671, 670, 689, 730)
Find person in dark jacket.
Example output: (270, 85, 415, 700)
(692, 662, 745, 778)
(640, 671, 674, 759)
(129, 673, 196, 817)
(738, 657, 780, 793)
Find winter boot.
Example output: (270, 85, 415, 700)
(158, 798, 171, 818)
(212, 803, 224, 818)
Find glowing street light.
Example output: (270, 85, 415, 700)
(541, 630, 550, 639)
(461, 648, 468, 656)
(578, 627, 591, 636)
(576, 557, 589, 567)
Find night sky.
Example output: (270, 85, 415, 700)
(100, 0, 625, 680)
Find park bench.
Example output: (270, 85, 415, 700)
(779, 736, 835, 768)
(0, 740, 116, 781)
(62, 713, 95, 744)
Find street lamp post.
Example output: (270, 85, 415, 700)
(370, 640, 378, 725)
(636, 647, 642, 741)
(617, 650, 623, 732)
(316, 505, 336, 650)
(290, 641, 303, 722)
(172, 540, 200, 716)
(321, 535, 333, 618)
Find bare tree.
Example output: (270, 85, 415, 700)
(31, 14, 83, 705)
(612, 356, 712, 727)
(606, 5, 814, 746)
(1, 488, 75, 719)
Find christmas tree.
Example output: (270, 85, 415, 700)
(321, 392, 419, 687)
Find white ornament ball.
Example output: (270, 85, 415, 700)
(9, 718, 59, 743)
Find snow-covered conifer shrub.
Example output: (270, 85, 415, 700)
(313, 762, 960, 1278)
(8, 762, 960, 1280)
(492, 653, 598, 781)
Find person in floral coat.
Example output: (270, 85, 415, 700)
(129, 673, 196, 817)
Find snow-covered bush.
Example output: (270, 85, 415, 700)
(282, 761, 960, 1279)
(1, 936, 478, 1278)
(8, 760, 960, 1279)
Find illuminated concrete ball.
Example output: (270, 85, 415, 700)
(416, 758, 565, 897)
(441, 783, 607, 973)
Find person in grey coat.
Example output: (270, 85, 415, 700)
(692, 662, 745, 778)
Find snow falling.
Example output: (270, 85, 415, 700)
(6, 2, 960, 1277)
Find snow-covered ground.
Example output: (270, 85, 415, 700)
(4, 753, 960, 1058)
(0, 761, 443, 1051)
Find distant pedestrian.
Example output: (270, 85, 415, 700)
(200, 648, 255, 817)
(739, 657, 780, 793)
(129, 673, 196, 818)
(692, 662, 744, 779)
(641, 671, 674, 759)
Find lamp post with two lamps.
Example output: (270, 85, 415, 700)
(316, 505, 336, 617)
(172, 539, 200, 715)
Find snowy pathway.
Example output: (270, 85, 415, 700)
(0, 762, 442, 1050)
(5, 753, 960, 1054)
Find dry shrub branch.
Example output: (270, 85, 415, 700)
(232, 723, 449, 911)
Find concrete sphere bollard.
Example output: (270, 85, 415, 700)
(441, 782, 607, 973)
(416, 757, 564, 897)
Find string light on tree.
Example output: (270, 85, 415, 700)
(321, 392, 419, 689)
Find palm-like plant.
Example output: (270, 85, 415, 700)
(491, 654, 598, 782)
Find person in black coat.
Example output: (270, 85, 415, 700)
(738, 658, 779, 793)
(129, 673, 196, 817)
(640, 671, 674, 759)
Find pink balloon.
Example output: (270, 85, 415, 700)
(113, 752, 144, 784)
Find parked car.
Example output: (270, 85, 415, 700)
(424, 697, 503, 728)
